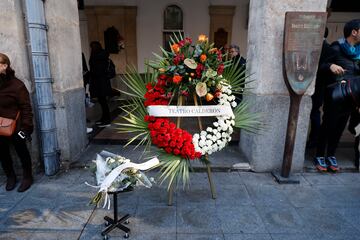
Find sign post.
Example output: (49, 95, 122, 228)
(273, 12, 327, 183)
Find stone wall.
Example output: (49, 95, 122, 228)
(45, 0, 88, 162)
(240, 0, 328, 172)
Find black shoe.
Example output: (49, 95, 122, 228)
(5, 176, 17, 191)
(17, 177, 33, 192)
(98, 121, 111, 127)
(95, 119, 104, 125)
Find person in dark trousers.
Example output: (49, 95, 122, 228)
(89, 41, 113, 127)
(314, 19, 360, 172)
(307, 27, 332, 148)
(0, 53, 34, 192)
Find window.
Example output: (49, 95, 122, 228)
(163, 5, 184, 52)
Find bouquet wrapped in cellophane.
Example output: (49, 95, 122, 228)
(86, 150, 158, 209)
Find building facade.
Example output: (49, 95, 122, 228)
(0, 0, 357, 175)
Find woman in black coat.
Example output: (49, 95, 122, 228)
(89, 41, 113, 127)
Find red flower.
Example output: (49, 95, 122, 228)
(217, 64, 224, 75)
(173, 75, 183, 84)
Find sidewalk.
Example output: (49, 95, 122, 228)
(1, 147, 360, 240)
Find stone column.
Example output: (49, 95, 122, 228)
(44, 0, 87, 162)
(240, 0, 327, 172)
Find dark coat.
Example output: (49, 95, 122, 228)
(0, 77, 33, 134)
(321, 41, 360, 86)
(89, 49, 112, 97)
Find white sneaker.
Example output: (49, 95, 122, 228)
(87, 127, 93, 134)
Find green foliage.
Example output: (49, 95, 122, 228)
(233, 101, 263, 134)
(157, 151, 191, 190)
(222, 57, 253, 95)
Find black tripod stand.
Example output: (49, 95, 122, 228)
(101, 189, 132, 239)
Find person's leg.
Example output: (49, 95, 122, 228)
(97, 96, 111, 125)
(308, 93, 323, 147)
(0, 136, 17, 190)
(11, 135, 33, 192)
(326, 113, 350, 157)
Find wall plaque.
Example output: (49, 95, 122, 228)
(284, 12, 327, 95)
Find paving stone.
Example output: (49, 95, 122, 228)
(0, 186, 29, 205)
(256, 205, 306, 234)
(335, 207, 360, 231)
(239, 172, 279, 185)
(177, 205, 221, 234)
(246, 184, 291, 206)
(313, 185, 360, 207)
(217, 206, 267, 234)
(0, 202, 17, 223)
(0, 231, 34, 240)
(133, 205, 176, 234)
(177, 233, 224, 240)
(29, 230, 80, 240)
(215, 184, 253, 207)
(333, 173, 360, 185)
(224, 233, 272, 240)
(302, 173, 343, 185)
(177, 186, 216, 207)
(296, 207, 360, 234)
(312, 233, 360, 240)
(270, 233, 316, 240)
(44, 200, 94, 230)
(280, 185, 328, 208)
(211, 172, 243, 186)
(136, 186, 172, 206)
(1, 206, 53, 230)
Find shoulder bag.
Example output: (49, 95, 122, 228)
(0, 112, 20, 137)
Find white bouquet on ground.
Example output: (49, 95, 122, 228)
(86, 150, 159, 209)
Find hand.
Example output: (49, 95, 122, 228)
(330, 64, 345, 75)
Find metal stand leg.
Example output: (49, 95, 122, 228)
(101, 191, 131, 239)
(206, 163, 216, 199)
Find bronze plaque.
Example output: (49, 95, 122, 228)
(283, 12, 327, 95)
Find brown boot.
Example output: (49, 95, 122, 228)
(5, 175, 17, 191)
(17, 177, 33, 192)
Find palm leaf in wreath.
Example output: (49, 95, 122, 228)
(233, 101, 264, 134)
(116, 98, 151, 149)
(157, 151, 191, 190)
(222, 57, 254, 95)
(120, 64, 157, 99)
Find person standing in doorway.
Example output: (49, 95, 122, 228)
(0, 53, 34, 192)
(229, 44, 246, 103)
(89, 41, 113, 127)
(314, 19, 360, 172)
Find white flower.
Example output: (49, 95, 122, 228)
(184, 58, 197, 69)
(206, 140, 213, 146)
(200, 131, 207, 136)
(231, 101, 237, 108)
(213, 122, 219, 127)
(206, 127, 213, 132)
(196, 82, 207, 97)
(193, 133, 200, 139)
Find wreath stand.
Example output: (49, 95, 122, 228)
(101, 189, 132, 239)
(167, 94, 217, 206)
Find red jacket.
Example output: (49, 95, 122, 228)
(0, 77, 33, 134)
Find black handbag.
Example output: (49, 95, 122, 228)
(328, 76, 360, 107)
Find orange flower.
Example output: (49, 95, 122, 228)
(198, 34, 208, 42)
(171, 43, 180, 53)
(205, 93, 214, 102)
(200, 54, 207, 63)
(173, 75, 182, 84)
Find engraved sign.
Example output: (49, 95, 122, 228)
(284, 12, 327, 95)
